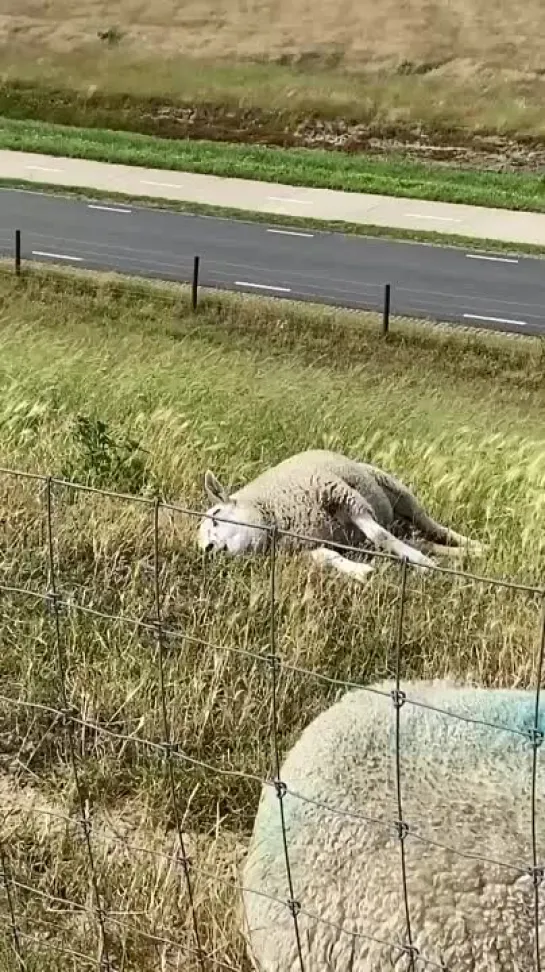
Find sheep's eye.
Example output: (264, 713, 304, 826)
(212, 518, 218, 528)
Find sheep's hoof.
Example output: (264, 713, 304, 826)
(409, 551, 436, 574)
(468, 540, 487, 556)
(451, 537, 488, 556)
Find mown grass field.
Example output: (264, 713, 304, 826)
(4, 118, 545, 212)
(1, 267, 545, 970)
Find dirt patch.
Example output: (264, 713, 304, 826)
(147, 105, 545, 171)
(4, 80, 545, 172)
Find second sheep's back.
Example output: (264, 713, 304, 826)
(241, 679, 545, 971)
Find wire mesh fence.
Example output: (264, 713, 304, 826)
(0, 226, 392, 322)
(1, 223, 543, 336)
(1, 465, 544, 971)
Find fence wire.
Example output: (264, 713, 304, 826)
(44, 474, 113, 972)
(1, 226, 544, 337)
(152, 495, 206, 971)
(0, 464, 544, 971)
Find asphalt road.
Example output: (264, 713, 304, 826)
(1, 187, 544, 336)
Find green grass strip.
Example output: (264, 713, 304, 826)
(2, 116, 545, 212)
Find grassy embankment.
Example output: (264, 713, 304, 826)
(4, 0, 545, 143)
(1, 266, 545, 969)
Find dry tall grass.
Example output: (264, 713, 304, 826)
(3, 0, 545, 139)
(2, 0, 545, 72)
(2, 267, 545, 970)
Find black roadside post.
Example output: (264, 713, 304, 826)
(382, 283, 391, 336)
(15, 230, 21, 276)
(192, 255, 200, 311)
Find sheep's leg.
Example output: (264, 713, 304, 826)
(421, 541, 477, 561)
(352, 512, 435, 571)
(320, 479, 435, 568)
(375, 469, 485, 555)
(322, 479, 435, 571)
(417, 532, 486, 558)
(423, 529, 485, 556)
(309, 546, 375, 584)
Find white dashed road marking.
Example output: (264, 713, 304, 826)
(267, 228, 314, 238)
(466, 253, 519, 264)
(88, 204, 132, 214)
(26, 165, 63, 173)
(463, 313, 527, 327)
(406, 213, 462, 223)
(235, 280, 291, 293)
(140, 180, 184, 189)
(32, 250, 83, 262)
(268, 196, 312, 205)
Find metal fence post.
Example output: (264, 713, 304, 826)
(192, 256, 200, 311)
(382, 283, 391, 336)
(15, 230, 21, 276)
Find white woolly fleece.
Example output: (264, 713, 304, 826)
(229, 449, 449, 549)
(241, 679, 545, 971)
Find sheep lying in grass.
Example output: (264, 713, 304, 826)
(241, 679, 545, 971)
(197, 449, 484, 582)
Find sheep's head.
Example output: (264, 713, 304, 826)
(197, 470, 266, 556)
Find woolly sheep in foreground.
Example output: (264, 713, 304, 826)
(197, 449, 484, 582)
(241, 679, 545, 971)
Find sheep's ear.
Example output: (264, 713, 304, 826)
(204, 470, 230, 504)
